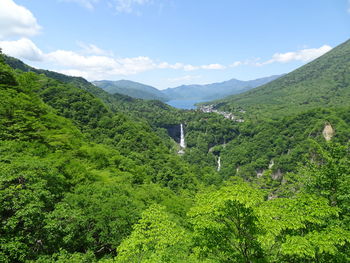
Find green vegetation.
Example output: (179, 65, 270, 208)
(211, 39, 350, 119)
(2, 37, 350, 263)
(219, 108, 350, 181)
(0, 54, 199, 262)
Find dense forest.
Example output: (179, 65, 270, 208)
(1, 38, 350, 263)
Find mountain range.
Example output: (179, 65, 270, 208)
(162, 75, 282, 101)
(92, 80, 169, 102)
(93, 75, 282, 105)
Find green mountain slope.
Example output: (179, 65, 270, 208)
(219, 107, 350, 180)
(3, 55, 183, 129)
(213, 39, 350, 118)
(93, 80, 169, 102)
(0, 51, 215, 262)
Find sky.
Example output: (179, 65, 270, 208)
(0, 0, 349, 89)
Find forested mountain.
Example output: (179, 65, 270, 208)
(2, 39, 350, 263)
(163, 75, 282, 101)
(93, 80, 170, 102)
(210, 39, 350, 119)
(0, 51, 213, 262)
(3, 55, 183, 129)
(89, 75, 281, 105)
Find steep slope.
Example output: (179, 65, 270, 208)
(213, 39, 350, 119)
(3, 55, 181, 129)
(93, 80, 169, 102)
(163, 75, 281, 101)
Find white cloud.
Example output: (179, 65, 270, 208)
(60, 0, 152, 13)
(229, 46, 332, 67)
(0, 38, 44, 61)
(0, 0, 41, 39)
(77, 42, 112, 55)
(1, 37, 331, 81)
(259, 45, 332, 65)
(46, 50, 158, 77)
(113, 0, 151, 13)
(183, 64, 199, 71)
(230, 61, 243, 67)
(0, 39, 225, 80)
(47, 50, 117, 69)
(57, 69, 91, 79)
(158, 62, 183, 70)
(229, 58, 261, 67)
(60, 0, 100, 10)
(177, 63, 226, 71)
(201, 63, 226, 70)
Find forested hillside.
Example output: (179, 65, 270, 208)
(2, 43, 350, 263)
(211, 39, 350, 119)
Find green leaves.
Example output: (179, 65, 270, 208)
(45, 182, 142, 255)
(116, 204, 190, 263)
(189, 180, 350, 263)
(189, 180, 266, 262)
(0, 154, 67, 262)
(281, 226, 350, 258)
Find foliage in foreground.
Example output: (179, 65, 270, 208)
(1, 50, 350, 262)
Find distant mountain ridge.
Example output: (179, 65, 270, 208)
(94, 75, 282, 104)
(4, 51, 281, 107)
(163, 75, 282, 101)
(93, 80, 170, 102)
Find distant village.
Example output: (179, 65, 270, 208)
(199, 105, 245, 122)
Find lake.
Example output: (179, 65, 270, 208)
(166, 99, 207, 110)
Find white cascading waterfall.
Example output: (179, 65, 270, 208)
(180, 123, 186, 148)
(217, 156, 221, 171)
(178, 123, 186, 154)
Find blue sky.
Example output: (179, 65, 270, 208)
(0, 0, 349, 89)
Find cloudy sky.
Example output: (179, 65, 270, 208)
(0, 0, 349, 89)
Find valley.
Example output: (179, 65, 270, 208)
(1, 37, 350, 262)
(0, 3, 350, 261)
(92, 75, 282, 110)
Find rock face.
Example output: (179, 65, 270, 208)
(256, 169, 264, 178)
(271, 169, 283, 180)
(165, 124, 181, 142)
(322, 123, 334, 141)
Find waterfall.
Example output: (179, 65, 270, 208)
(217, 156, 221, 172)
(180, 123, 186, 148)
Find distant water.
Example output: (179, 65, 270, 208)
(166, 99, 207, 110)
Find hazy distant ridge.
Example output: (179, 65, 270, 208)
(94, 75, 282, 103)
(93, 80, 170, 102)
(162, 75, 282, 101)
